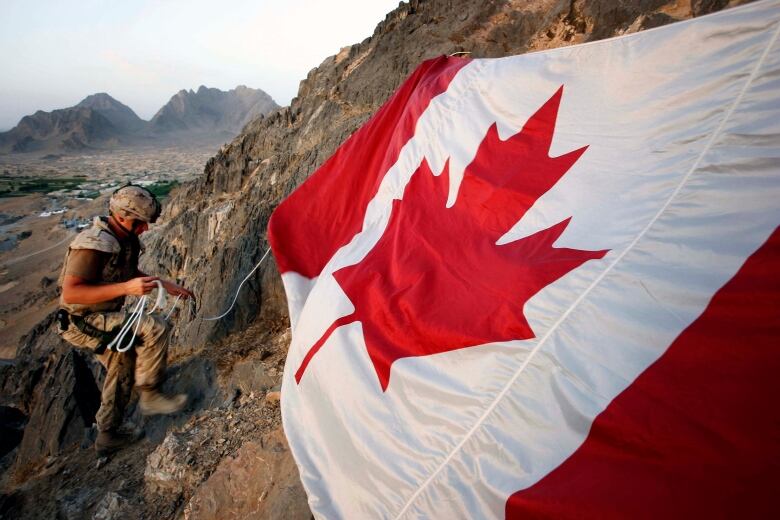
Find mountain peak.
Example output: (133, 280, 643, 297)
(150, 85, 279, 134)
(77, 92, 124, 109)
(76, 93, 144, 133)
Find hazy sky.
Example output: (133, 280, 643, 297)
(0, 0, 400, 130)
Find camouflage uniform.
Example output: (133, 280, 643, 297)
(58, 216, 170, 433)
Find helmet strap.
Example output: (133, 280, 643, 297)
(131, 220, 146, 234)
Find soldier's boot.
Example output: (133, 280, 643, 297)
(139, 390, 187, 416)
(95, 429, 143, 457)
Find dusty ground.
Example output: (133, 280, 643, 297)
(0, 144, 218, 185)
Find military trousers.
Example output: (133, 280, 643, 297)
(59, 311, 171, 432)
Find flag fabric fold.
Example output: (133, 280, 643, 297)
(269, 1, 780, 517)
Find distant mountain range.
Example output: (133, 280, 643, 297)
(0, 87, 279, 154)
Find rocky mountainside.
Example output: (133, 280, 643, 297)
(0, 106, 120, 153)
(150, 85, 279, 136)
(0, 87, 278, 154)
(0, 1, 749, 518)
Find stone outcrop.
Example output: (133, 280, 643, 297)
(0, 313, 101, 479)
(183, 427, 309, 520)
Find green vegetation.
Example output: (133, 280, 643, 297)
(0, 175, 88, 198)
(0, 176, 181, 200)
(145, 180, 180, 199)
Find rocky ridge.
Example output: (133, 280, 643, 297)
(0, 1, 749, 518)
(150, 85, 279, 136)
(0, 87, 279, 154)
(0, 106, 121, 153)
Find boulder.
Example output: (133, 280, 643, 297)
(144, 427, 207, 497)
(93, 491, 131, 520)
(5, 316, 101, 476)
(14, 347, 100, 473)
(225, 357, 274, 397)
(183, 427, 309, 520)
(264, 388, 281, 406)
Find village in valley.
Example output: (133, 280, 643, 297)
(0, 144, 215, 211)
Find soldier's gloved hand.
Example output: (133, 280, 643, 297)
(124, 276, 160, 296)
(160, 279, 195, 300)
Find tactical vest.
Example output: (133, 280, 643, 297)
(58, 216, 141, 316)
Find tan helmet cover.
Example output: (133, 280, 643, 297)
(109, 185, 161, 223)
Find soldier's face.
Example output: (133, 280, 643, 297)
(114, 214, 149, 236)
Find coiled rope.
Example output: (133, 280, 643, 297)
(107, 280, 168, 352)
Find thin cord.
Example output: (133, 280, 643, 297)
(164, 294, 182, 320)
(201, 247, 271, 321)
(1, 232, 74, 267)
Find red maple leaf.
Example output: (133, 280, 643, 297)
(295, 86, 608, 391)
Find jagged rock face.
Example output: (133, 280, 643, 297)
(144, 0, 750, 351)
(14, 348, 98, 472)
(149, 85, 280, 135)
(0, 313, 101, 478)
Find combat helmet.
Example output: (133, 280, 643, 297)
(109, 184, 162, 224)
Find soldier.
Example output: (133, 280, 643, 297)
(57, 184, 194, 457)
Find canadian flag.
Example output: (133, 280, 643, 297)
(268, 1, 780, 518)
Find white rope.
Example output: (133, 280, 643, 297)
(108, 296, 147, 353)
(146, 280, 166, 314)
(164, 294, 182, 320)
(125, 300, 146, 352)
(107, 280, 165, 352)
(200, 247, 271, 321)
(1, 232, 74, 267)
(103, 246, 271, 348)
